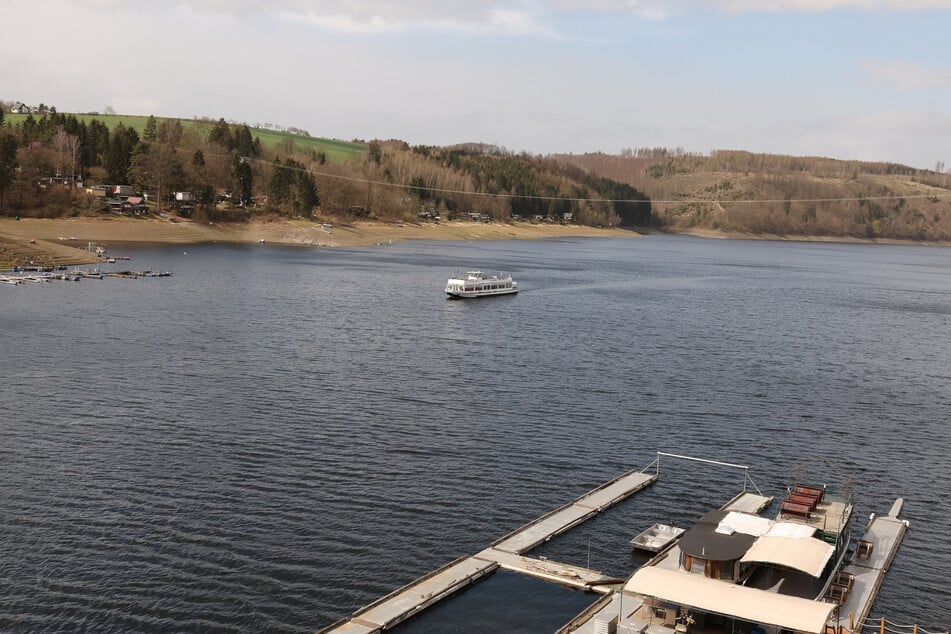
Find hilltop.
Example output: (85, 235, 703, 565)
(554, 150, 951, 242)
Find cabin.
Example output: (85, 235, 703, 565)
(11, 102, 31, 114)
(126, 196, 148, 215)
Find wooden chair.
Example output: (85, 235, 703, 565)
(832, 571, 854, 591)
(857, 539, 874, 559)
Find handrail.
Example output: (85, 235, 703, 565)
(857, 616, 949, 634)
(652, 451, 765, 495)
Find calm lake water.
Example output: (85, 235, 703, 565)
(1, 235, 949, 633)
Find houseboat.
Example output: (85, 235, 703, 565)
(612, 474, 907, 634)
(445, 271, 518, 299)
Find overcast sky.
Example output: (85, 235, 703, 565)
(2, 0, 949, 168)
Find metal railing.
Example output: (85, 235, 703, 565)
(641, 451, 766, 497)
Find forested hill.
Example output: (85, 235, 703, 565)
(553, 150, 951, 242)
(0, 110, 650, 228)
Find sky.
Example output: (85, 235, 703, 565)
(2, 0, 950, 169)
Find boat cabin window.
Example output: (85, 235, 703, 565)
(718, 559, 735, 580)
(683, 554, 707, 576)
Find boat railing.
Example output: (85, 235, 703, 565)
(644, 451, 766, 497)
(855, 617, 949, 634)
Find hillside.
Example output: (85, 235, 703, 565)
(5, 107, 951, 243)
(3, 113, 365, 163)
(554, 151, 951, 242)
(0, 111, 651, 229)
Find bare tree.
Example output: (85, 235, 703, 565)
(66, 133, 81, 181)
(53, 127, 69, 176)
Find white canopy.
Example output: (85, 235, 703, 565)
(740, 535, 835, 577)
(625, 567, 835, 634)
(718, 511, 772, 537)
(767, 521, 818, 539)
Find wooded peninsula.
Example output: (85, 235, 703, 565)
(2, 104, 950, 268)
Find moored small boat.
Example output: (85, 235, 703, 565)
(630, 523, 685, 552)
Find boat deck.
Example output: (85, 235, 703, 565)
(318, 468, 657, 634)
(721, 491, 773, 514)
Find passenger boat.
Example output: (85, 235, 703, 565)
(445, 271, 517, 299)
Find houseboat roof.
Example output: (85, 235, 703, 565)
(625, 566, 836, 634)
(741, 534, 834, 577)
(677, 510, 756, 561)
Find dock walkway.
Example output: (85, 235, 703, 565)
(319, 468, 657, 634)
(836, 499, 910, 634)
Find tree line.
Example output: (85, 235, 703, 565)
(0, 111, 324, 219)
(1, 111, 654, 228)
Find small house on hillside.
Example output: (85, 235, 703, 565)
(126, 196, 148, 215)
(11, 102, 31, 114)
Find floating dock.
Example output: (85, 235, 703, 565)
(318, 469, 657, 634)
(835, 498, 910, 634)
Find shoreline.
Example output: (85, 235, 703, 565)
(0, 217, 642, 268)
(3, 216, 948, 269)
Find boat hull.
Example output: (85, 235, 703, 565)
(446, 288, 518, 299)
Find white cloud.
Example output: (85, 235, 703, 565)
(58, 0, 951, 29)
(711, 0, 951, 11)
(280, 7, 557, 36)
(553, 0, 951, 15)
(863, 61, 951, 91)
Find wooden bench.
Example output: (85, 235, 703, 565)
(780, 500, 811, 519)
(787, 493, 818, 510)
(793, 485, 823, 504)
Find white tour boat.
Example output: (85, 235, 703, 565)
(445, 271, 518, 299)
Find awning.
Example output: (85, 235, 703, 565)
(740, 535, 834, 577)
(718, 511, 772, 537)
(624, 567, 835, 634)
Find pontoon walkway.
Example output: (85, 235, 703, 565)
(317, 468, 657, 634)
(835, 498, 910, 634)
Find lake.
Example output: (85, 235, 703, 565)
(1, 235, 949, 632)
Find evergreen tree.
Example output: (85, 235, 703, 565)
(209, 118, 232, 150)
(105, 124, 140, 184)
(233, 156, 253, 206)
(0, 132, 18, 207)
(143, 115, 158, 141)
(234, 125, 256, 157)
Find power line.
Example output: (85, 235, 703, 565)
(198, 150, 951, 206)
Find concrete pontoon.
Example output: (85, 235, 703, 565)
(319, 467, 657, 634)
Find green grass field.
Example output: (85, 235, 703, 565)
(3, 112, 366, 163)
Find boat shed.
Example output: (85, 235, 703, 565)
(625, 567, 836, 634)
